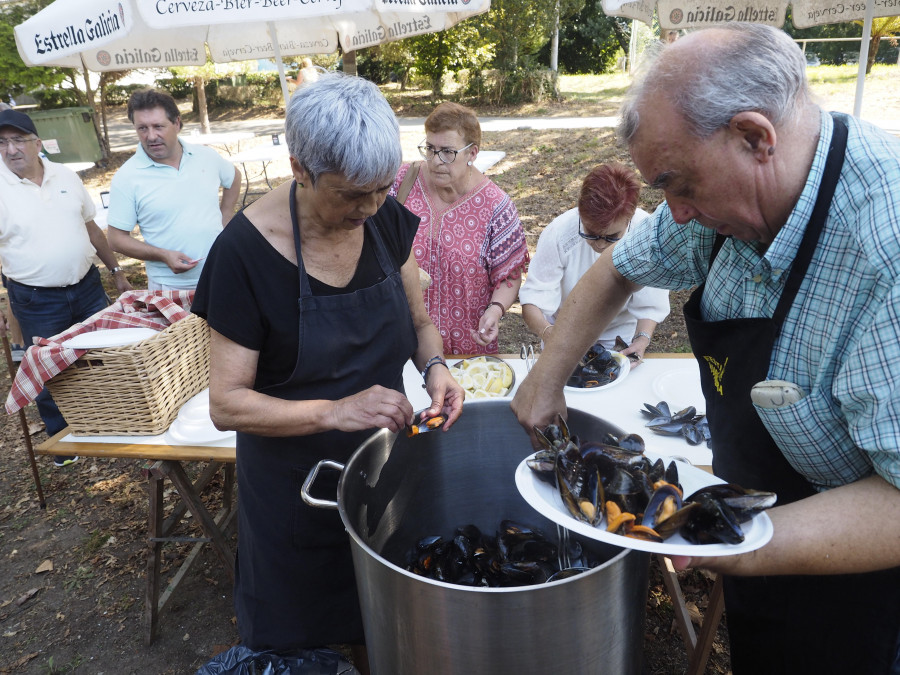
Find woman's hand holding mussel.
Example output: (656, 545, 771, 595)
(329, 385, 414, 433)
(424, 365, 465, 430)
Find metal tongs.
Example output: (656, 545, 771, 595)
(520, 343, 537, 372)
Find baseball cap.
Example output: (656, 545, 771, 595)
(0, 110, 38, 136)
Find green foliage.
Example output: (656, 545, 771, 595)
(783, 14, 900, 68)
(29, 87, 81, 109)
(479, 0, 585, 71)
(154, 74, 194, 100)
(407, 20, 494, 99)
(465, 61, 555, 105)
(103, 83, 146, 106)
(245, 72, 283, 103)
(0, 0, 67, 100)
(356, 50, 397, 84)
(539, 2, 628, 73)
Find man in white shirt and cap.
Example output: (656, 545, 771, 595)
(0, 109, 131, 466)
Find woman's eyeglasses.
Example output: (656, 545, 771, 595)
(578, 215, 622, 243)
(418, 141, 474, 164)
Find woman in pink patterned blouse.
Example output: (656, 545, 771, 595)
(390, 102, 529, 355)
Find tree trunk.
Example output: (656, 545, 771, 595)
(82, 70, 110, 162)
(99, 76, 110, 160)
(194, 76, 211, 134)
(550, 0, 560, 100)
(343, 50, 358, 77)
(866, 35, 879, 75)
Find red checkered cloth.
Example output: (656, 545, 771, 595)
(5, 290, 194, 415)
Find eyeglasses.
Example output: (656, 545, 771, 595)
(0, 137, 37, 150)
(418, 141, 474, 164)
(578, 215, 622, 243)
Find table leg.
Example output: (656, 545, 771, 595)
(145, 463, 164, 646)
(656, 554, 726, 674)
(657, 554, 697, 657)
(158, 460, 236, 578)
(144, 460, 237, 645)
(687, 572, 725, 675)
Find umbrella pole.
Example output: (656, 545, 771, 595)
(1, 336, 46, 509)
(267, 22, 291, 108)
(852, 1, 874, 118)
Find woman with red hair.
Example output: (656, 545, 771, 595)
(519, 163, 669, 363)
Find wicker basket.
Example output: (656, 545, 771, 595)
(46, 315, 210, 436)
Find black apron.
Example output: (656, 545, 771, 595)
(233, 182, 418, 651)
(685, 115, 900, 674)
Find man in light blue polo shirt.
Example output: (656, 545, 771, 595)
(107, 89, 241, 290)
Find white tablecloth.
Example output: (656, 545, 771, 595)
(401, 356, 712, 466)
(62, 356, 711, 466)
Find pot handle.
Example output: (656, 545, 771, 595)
(301, 459, 345, 509)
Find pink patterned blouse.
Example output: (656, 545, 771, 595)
(391, 163, 529, 355)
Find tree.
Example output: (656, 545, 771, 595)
(857, 16, 900, 74)
(171, 57, 252, 133)
(0, 0, 66, 102)
(481, 0, 559, 71)
(540, 2, 629, 73)
(408, 21, 493, 100)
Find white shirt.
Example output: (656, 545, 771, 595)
(0, 157, 97, 287)
(519, 207, 670, 348)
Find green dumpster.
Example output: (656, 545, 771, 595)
(28, 107, 102, 165)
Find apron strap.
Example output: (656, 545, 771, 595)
(288, 180, 401, 302)
(289, 180, 313, 300)
(771, 114, 848, 334)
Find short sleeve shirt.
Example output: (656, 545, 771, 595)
(0, 157, 97, 286)
(107, 139, 235, 289)
(612, 111, 900, 491)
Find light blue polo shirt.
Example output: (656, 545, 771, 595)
(108, 139, 235, 289)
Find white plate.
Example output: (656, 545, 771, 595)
(176, 389, 211, 424)
(61, 327, 160, 350)
(165, 419, 235, 445)
(651, 364, 705, 410)
(515, 451, 774, 556)
(564, 351, 630, 394)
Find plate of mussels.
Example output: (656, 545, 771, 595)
(514, 423, 775, 556)
(563, 342, 630, 393)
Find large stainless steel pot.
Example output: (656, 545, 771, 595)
(303, 400, 650, 675)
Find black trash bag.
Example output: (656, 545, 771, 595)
(196, 645, 360, 675)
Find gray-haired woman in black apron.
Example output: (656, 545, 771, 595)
(191, 74, 464, 673)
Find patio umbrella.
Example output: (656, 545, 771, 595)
(15, 0, 490, 106)
(602, 0, 895, 116)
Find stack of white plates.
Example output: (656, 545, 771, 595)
(61, 327, 160, 350)
(165, 388, 235, 445)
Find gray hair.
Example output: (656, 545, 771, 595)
(619, 23, 811, 143)
(285, 72, 401, 188)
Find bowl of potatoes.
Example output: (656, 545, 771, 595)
(448, 356, 516, 399)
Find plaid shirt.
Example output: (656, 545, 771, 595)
(5, 291, 193, 414)
(613, 111, 900, 491)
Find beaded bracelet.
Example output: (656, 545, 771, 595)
(420, 355, 447, 383)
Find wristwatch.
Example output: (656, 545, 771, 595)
(110, 266, 122, 274)
(632, 331, 652, 343)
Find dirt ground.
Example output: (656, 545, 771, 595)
(0, 86, 729, 675)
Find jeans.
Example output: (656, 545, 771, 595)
(7, 266, 110, 436)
